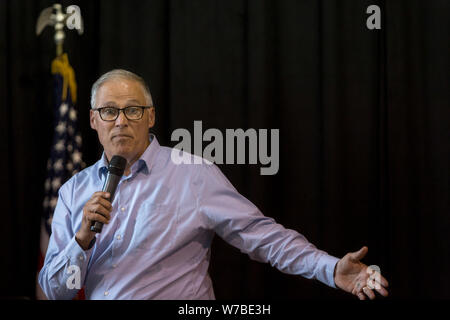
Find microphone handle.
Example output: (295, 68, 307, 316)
(90, 173, 121, 233)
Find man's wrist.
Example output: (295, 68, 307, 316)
(333, 259, 342, 289)
(75, 232, 95, 250)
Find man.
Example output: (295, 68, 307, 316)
(39, 69, 389, 300)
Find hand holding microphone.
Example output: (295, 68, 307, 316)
(75, 155, 127, 250)
(76, 191, 112, 249)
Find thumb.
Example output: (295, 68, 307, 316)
(350, 246, 368, 262)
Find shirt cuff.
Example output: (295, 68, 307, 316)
(316, 254, 340, 288)
(65, 236, 95, 268)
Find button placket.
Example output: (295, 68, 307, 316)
(110, 183, 123, 272)
(117, 178, 128, 218)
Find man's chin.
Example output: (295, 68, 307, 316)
(108, 146, 133, 159)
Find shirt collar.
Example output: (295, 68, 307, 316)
(97, 134, 160, 181)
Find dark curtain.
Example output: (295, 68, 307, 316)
(0, 0, 448, 299)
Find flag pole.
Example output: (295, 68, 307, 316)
(35, 3, 85, 300)
(53, 4, 65, 57)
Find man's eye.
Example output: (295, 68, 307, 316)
(127, 107, 140, 115)
(102, 108, 117, 115)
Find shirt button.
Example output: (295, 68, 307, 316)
(112, 264, 117, 268)
(104, 291, 109, 296)
(116, 235, 121, 240)
(121, 207, 125, 212)
(78, 255, 84, 261)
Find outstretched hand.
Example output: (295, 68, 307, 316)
(334, 246, 389, 300)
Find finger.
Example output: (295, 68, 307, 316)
(94, 196, 113, 210)
(85, 196, 112, 213)
(87, 211, 110, 225)
(363, 286, 376, 300)
(367, 267, 389, 288)
(350, 246, 368, 261)
(90, 192, 112, 206)
(379, 274, 389, 288)
(366, 273, 389, 297)
(92, 191, 110, 199)
(357, 292, 366, 300)
(353, 281, 363, 295)
(90, 204, 111, 219)
(87, 196, 113, 213)
(367, 270, 389, 292)
(374, 284, 389, 297)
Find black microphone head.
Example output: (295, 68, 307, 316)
(108, 155, 127, 176)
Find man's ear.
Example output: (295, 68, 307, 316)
(148, 107, 155, 129)
(90, 109, 97, 130)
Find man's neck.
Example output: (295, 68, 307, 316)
(123, 150, 145, 176)
(106, 141, 150, 177)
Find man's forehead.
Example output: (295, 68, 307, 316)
(97, 80, 146, 103)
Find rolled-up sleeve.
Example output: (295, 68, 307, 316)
(38, 183, 94, 300)
(194, 163, 339, 288)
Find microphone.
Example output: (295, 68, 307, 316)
(90, 155, 127, 233)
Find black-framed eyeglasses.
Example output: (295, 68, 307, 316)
(93, 106, 153, 121)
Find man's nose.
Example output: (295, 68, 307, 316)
(115, 110, 129, 126)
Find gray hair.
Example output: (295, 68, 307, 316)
(90, 69, 153, 108)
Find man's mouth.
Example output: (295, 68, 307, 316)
(112, 134, 132, 139)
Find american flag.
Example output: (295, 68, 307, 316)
(37, 53, 85, 299)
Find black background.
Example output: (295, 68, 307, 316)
(0, 0, 449, 300)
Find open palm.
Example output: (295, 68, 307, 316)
(334, 246, 389, 300)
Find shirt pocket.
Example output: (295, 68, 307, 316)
(131, 202, 178, 252)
